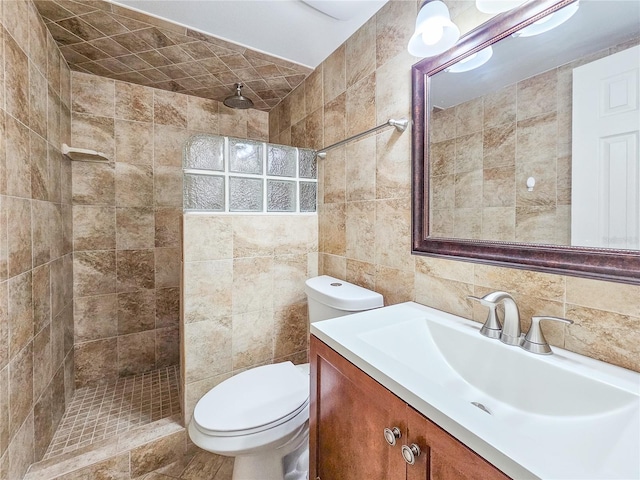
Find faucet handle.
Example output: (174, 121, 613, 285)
(521, 316, 574, 355)
(466, 295, 502, 339)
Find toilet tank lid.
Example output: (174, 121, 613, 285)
(305, 275, 383, 311)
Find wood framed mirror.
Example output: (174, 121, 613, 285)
(412, 0, 640, 285)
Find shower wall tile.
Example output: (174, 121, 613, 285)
(117, 330, 156, 376)
(117, 290, 156, 335)
(74, 250, 116, 296)
(9, 271, 34, 358)
(71, 70, 269, 389)
(154, 89, 188, 128)
(75, 338, 118, 386)
(74, 294, 118, 342)
(70, 113, 115, 159)
(115, 163, 153, 207)
(116, 249, 155, 292)
(115, 81, 153, 122)
(114, 120, 153, 165)
(71, 161, 115, 205)
(71, 72, 114, 117)
(116, 207, 154, 250)
(73, 205, 116, 251)
(156, 287, 180, 329)
(154, 208, 182, 248)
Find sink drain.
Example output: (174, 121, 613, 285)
(471, 402, 492, 415)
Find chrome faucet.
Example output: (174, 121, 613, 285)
(467, 291, 522, 346)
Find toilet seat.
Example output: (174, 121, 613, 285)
(193, 361, 309, 437)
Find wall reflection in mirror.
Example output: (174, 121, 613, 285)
(428, 0, 640, 251)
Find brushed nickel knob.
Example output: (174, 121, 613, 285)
(383, 427, 401, 446)
(401, 444, 421, 465)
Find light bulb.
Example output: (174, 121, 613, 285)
(421, 24, 444, 45)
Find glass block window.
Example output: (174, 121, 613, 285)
(300, 182, 317, 213)
(183, 135, 317, 214)
(230, 177, 263, 212)
(184, 135, 224, 171)
(267, 180, 296, 212)
(267, 145, 297, 177)
(229, 138, 263, 174)
(299, 149, 317, 179)
(184, 174, 225, 211)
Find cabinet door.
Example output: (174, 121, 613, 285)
(406, 406, 510, 480)
(310, 337, 407, 480)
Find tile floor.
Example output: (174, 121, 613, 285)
(44, 366, 181, 459)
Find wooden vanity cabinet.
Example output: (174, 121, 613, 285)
(310, 336, 511, 480)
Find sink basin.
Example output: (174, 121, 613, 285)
(311, 302, 640, 480)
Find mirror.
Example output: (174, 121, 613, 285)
(412, 0, 640, 284)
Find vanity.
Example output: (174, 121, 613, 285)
(309, 303, 640, 480)
(309, 336, 509, 480)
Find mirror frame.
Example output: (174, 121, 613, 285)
(411, 0, 640, 285)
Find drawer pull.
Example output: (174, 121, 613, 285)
(383, 427, 401, 446)
(401, 444, 421, 465)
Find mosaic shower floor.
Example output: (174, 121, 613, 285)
(44, 365, 181, 460)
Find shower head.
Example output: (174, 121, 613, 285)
(223, 83, 254, 109)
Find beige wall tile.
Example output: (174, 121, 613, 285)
(73, 205, 116, 251)
(345, 137, 376, 201)
(183, 260, 233, 323)
(115, 120, 153, 166)
(71, 72, 114, 117)
(71, 113, 115, 159)
(565, 305, 640, 372)
(75, 338, 118, 386)
(232, 216, 274, 258)
(566, 277, 640, 318)
(346, 73, 376, 138)
(232, 257, 274, 315)
(322, 44, 346, 103)
(184, 317, 232, 383)
(346, 17, 376, 89)
(118, 330, 155, 376)
(116, 249, 155, 293)
(115, 81, 153, 122)
(184, 215, 232, 261)
(74, 294, 118, 342)
(232, 310, 274, 370)
(154, 90, 187, 128)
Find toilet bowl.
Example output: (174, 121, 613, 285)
(188, 275, 383, 480)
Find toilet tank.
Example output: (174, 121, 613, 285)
(304, 275, 384, 323)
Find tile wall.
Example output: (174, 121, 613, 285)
(0, 0, 76, 476)
(270, 0, 640, 373)
(70, 71, 269, 387)
(181, 214, 317, 425)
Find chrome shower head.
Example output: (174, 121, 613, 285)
(223, 83, 254, 109)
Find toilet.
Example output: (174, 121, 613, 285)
(188, 275, 384, 480)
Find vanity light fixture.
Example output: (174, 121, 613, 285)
(475, 0, 526, 14)
(512, 1, 579, 37)
(408, 0, 460, 58)
(445, 46, 493, 73)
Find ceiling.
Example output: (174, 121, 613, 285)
(114, 0, 389, 68)
(35, 0, 387, 111)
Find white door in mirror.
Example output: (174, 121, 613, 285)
(572, 45, 640, 249)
